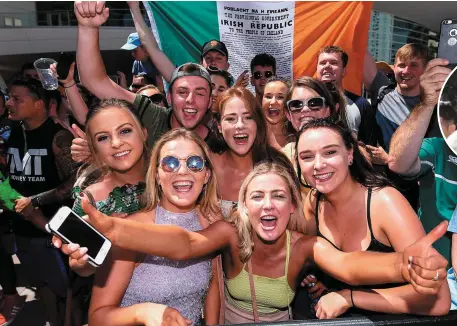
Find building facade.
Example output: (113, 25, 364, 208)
(368, 10, 438, 63)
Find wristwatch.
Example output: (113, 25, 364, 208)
(31, 196, 40, 208)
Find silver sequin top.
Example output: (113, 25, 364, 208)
(120, 206, 211, 325)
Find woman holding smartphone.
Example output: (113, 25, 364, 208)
(79, 160, 449, 324)
(54, 104, 221, 325)
(85, 128, 221, 326)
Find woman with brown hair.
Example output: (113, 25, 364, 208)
(297, 117, 451, 318)
(211, 86, 294, 218)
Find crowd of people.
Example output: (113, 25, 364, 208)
(0, 1, 456, 326)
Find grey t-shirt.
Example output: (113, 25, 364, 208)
(344, 95, 362, 136)
(370, 71, 420, 150)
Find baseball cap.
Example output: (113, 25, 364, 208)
(121, 33, 141, 51)
(201, 40, 228, 59)
(169, 63, 212, 90)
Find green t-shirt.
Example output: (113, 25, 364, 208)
(133, 94, 171, 148)
(417, 137, 457, 260)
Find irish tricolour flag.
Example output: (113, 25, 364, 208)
(145, 1, 373, 95)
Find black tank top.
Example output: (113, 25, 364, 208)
(313, 188, 405, 316)
(315, 188, 393, 254)
(7, 119, 67, 235)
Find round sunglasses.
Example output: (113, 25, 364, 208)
(286, 97, 326, 113)
(253, 70, 274, 80)
(160, 155, 206, 173)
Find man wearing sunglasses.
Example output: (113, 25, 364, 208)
(250, 53, 276, 104)
(5, 78, 78, 325)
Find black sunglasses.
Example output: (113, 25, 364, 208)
(253, 70, 273, 80)
(286, 97, 326, 113)
(147, 93, 166, 106)
(206, 66, 235, 87)
(160, 155, 206, 173)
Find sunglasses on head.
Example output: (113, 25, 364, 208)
(206, 66, 235, 87)
(20, 78, 45, 99)
(147, 93, 166, 106)
(286, 97, 326, 113)
(253, 70, 273, 80)
(160, 155, 206, 173)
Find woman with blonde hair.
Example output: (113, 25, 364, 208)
(81, 128, 221, 325)
(79, 161, 448, 324)
(54, 109, 221, 324)
(261, 77, 295, 149)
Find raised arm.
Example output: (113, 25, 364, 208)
(363, 50, 378, 89)
(388, 58, 451, 176)
(74, 1, 135, 103)
(128, 1, 175, 82)
(52, 62, 88, 125)
(81, 197, 236, 260)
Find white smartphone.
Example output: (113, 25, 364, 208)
(46, 206, 111, 267)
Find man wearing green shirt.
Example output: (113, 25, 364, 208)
(71, 2, 219, 163)
(389, 58, 455, 260)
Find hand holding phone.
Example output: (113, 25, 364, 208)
(57, 52, 76, 81)
(438, 19, 457, 68)
(47, 206, 111, 267)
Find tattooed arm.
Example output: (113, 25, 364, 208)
(32, 130, 78, 205)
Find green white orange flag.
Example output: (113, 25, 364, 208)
(145, 1, 373, 95)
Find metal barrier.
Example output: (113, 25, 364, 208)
(228, 311, 457, 326)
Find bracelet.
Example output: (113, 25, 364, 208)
(63, 82, 76, 88)
(31, 196, 40, 208)
(350, 289, 355, 308)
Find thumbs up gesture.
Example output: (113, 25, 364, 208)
(402, 221, 449, 295)
(70, 124, 92, 163)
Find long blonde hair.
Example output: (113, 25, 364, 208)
(143, 128, 220, 221)
(227, 162, 306, 262)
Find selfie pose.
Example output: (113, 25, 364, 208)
(79, 161, 449, 323)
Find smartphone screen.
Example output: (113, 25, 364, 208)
(57, 211, 105, 259)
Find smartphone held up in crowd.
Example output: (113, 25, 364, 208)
(438, 19, 457, 68)
(46, 206, 111, 267)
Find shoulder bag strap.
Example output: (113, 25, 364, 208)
(247, 259, 260, 323)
